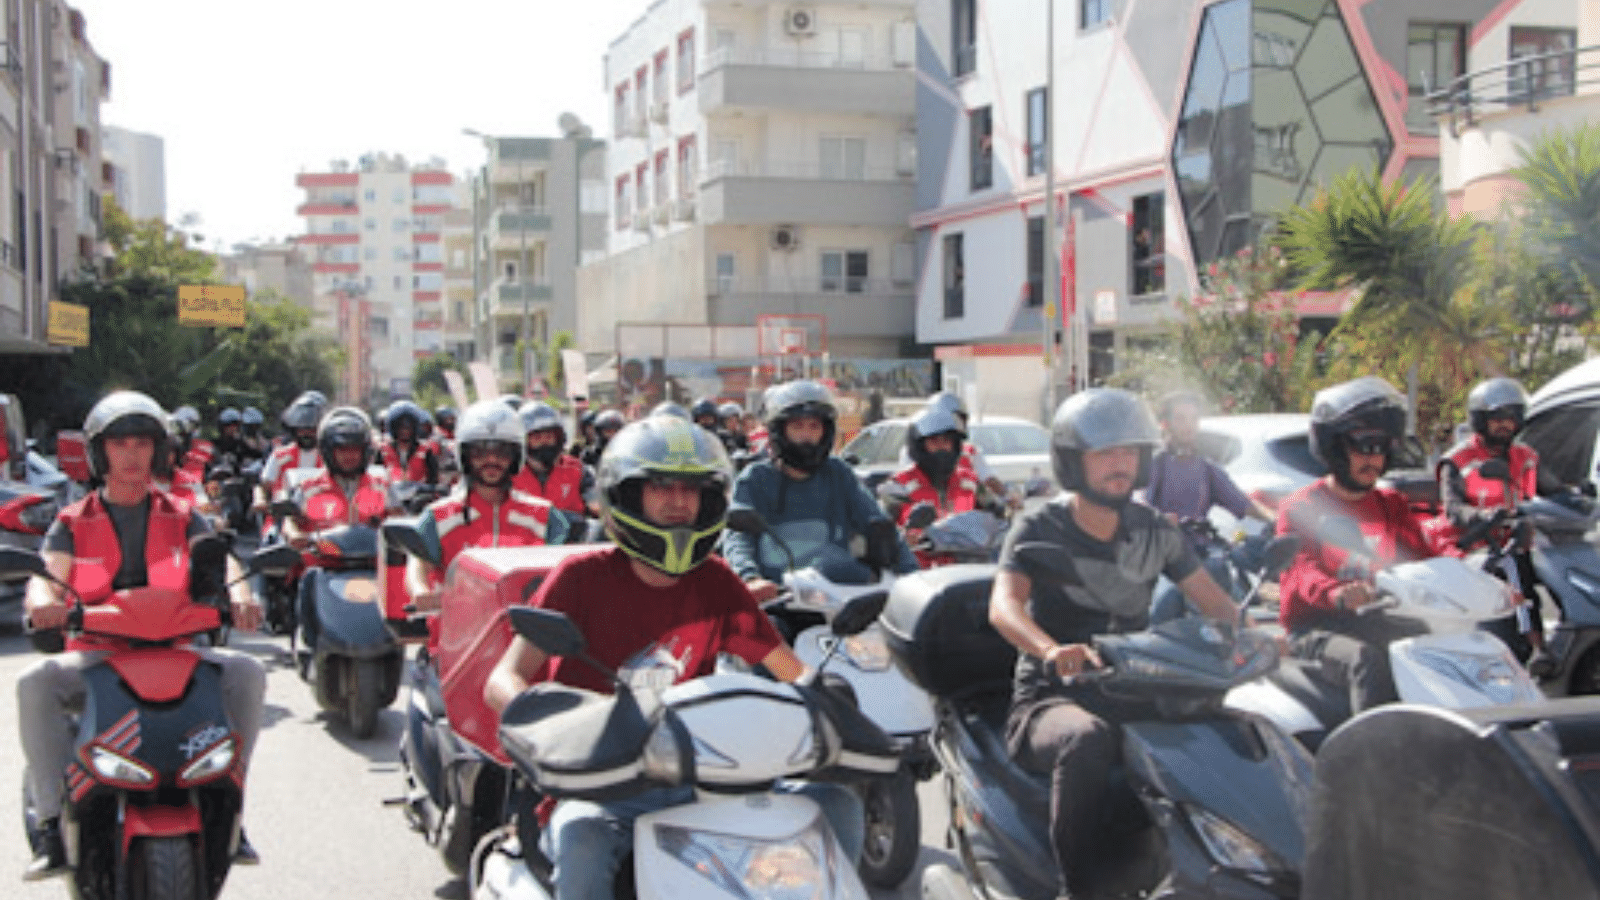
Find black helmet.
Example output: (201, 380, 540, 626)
(84, 391, 168, 478)
(457, 399, 525, 482)
(1309, 377, 1407, 483)
(384, 401, 425, 440)
(499, 394, 525, 412)
(690, 397, 720, 425)
(652, 402, 691, 421)
(434, 405, 457, 432)
(764, 380, 837, 472)
(907, 406, 966, 487)
(1049, 388, 1161, 492)
(598, 417, 732, 575)
(318, 407, 374, 477)
(281, 395, 326, 431)
(519, 401, 566, 470)
(593, 409, 626, 436)
(579, 410, 599, 432)
(1467, 377, 1528, 442)
(218, 407, 242, 427)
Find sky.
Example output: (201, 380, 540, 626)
(71, 0, 648, 249)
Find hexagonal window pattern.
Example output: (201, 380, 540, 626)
(1172, 0, 1393, 266)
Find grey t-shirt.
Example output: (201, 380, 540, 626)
(44, 494, 213, 590)
(999, 495, 1199, 706)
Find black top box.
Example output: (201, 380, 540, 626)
(881, 564, 1017, 699)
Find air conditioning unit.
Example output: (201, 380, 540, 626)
(674, 196, 697, 221)
(769, 225, 800, 252)
(649, 99, 669, 124)
(785, 8, 817, 36)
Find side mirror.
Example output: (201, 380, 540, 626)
(382, 519, 440, 566)
(905, 501, 938, 531)
(509, 606, 586, 658)
(1477, 458, 1511, 483)
(1260, 534, 1302, 578)
(270, 499, 299, 520)
(1025, 475, 1055, 498)
(249, 544, 303, 577)
(863, 519, 900, 570)
(189, 534, 229, 595)
(725, 507, 769, 536)
(0, 546, 45, 580)
(831, 590, 888, 637)
(1014, 541, 1082, 585)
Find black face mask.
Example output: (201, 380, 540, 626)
(529, 444, 563, 470)
(919, 449, 960, 486)
(295, 431, 317, 451)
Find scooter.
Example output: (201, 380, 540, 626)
(471, 593, 902, 900)
(6, 538, 299, 900)
(1224, 513, 1544, 750)
(889, 537, 1312, 900)
(724, 508, 936, 889)
(255, 466, 322, 636)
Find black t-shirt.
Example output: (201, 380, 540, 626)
(44, 494, 213, 590)
(999, 496, 1199, 706)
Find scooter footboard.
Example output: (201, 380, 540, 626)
(792, 624, 935, 737)
(633, 792, 868, 900)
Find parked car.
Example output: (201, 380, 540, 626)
(839, 415, 1054, 494)
(1525, 358, 1600, 491)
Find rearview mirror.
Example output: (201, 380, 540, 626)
(509, 606, 587, 658)
(831, 591, 888, 637)
(249, 544, 303, 577)
(0, 546, 44, 581)
(270, 499, 300, 521)
(724, 508, 769, 536)
(863, 519, 900, 570)
(1013, 541, 1081, 585)
(1477, 458, 1511, 483)
(905, 502, 938, 531)
(382, 519, 440, 566)
(1260, 534, 1302, 578)
(841, 453, 861, 466)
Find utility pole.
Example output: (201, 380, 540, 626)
(1042, 0, 1059, 422)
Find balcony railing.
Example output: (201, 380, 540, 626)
(701, 45, 905, 75)
(1429, 43, 1599, 135)
(701, 158, 911, 184)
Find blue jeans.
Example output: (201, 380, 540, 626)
(542, 781, 864, 900)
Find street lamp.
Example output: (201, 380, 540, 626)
(463, 127, 535, 394)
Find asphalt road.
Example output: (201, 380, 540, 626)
(0, 623, 960, 899)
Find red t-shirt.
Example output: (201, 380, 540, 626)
(531, 547, 782, 695)
(1276, 479, 1431, 632)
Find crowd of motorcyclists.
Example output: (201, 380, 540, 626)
(7, 365, 1593, 899)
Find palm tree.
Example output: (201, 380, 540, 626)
(1512, 123, 1600, 322)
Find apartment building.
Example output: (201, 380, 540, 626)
(102, 124, 165, 223)
(440, 179, 476, 364)
(577, 0, 920, 367)
(0, 1, 108, 355)
(914, 0, 1548, 405)
(294, 153, 455, 401)
(464, 125, 607, 386)
(218, 241, 313, 309)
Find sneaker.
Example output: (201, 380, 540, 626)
(233, 828, 260, 865)
(23, 818, 67, 881)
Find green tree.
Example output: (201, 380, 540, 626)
(1511, 122, 1600, 320)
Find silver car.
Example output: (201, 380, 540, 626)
(840, 415, 1054, 493)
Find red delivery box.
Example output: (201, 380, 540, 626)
(437, 544, 594, 764)
(54, 431, 89, 483)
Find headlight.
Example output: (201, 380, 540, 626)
(178, 737, 236, 786)
(1186, 805, 1288, 877)
(1414, 647, 1529, 704)
(87, 745, 157, 787)
(840, 627, 892, 672)
(656, 815, 847, 900)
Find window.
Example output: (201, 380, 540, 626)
(654, 151, 670, 205)
(451, 248, 466, 268)
(370, 317, 389, 338)
(635, 163, 648, 213)
(819, 136, 866, 180)
(364, 275, 373, 290)
(1081, 0, 1113, 29)
(364, 189, 376, 202)
(715, 252, 736, 292)
(393, 188, 406, 203)
(1131, 192, 1165, 296)
(364, 217, 375, 231)
(394, 247, 410, 261)
(653, 50, 669, 103)
(952, 0, 977, 77)
(393, 275, 403, 289)
(1026, 216, 1044, 307)
(821, 250, 870, 293)
(392, 218, 409, 232)
(615, 175, 631, 228)
(454, 300, 466, 323)
(635, 65, 648, 121)
(1025, 87, 1048, 176)
(676, 29, 695, 93)
(969, 106, 993, 191)
(614, 82, 629, 135)
(504, 261, 518, 280)
(1510, 26, 1577, 102)
(1405, 22, 1466, 133)
(364, 246, 378, 261)
(943, 234, 964, 318)
(677, 135, 697, 197)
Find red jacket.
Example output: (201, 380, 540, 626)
(61, 489, 192, 651)
(890, 463, 979, 567)
(429, 488, 556, 570)
(265, 444, 321, 497)
(1427, 436, 1539, 553)
(380, 440, 433, 483)
(298, 470, 391, 530)
(1276, 479, 1431, 633)
(511, 455, 586, 514)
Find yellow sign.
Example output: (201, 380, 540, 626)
(47, 301, 89, 347)
(177, 284, 247, 327)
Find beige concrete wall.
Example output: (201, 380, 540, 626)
(575, 225, 707, 355)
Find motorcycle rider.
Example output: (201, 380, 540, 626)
(571, 409, 598, 460)
(1144, 390, 1275, 532)
(253, 392, 327, 514)
(718, 401, 749, 452)
(379, 401, 439, 486)
(483, 415, 863, 900)
(580, 409, 625, 468)
(172, 405, 212, 480)
(900, 391, 1013, 504)
(156, 415, 207, 510)
(433, 405, 457, 440)
(1276, 377, 1433, 713)
(1434, 376, 1553, 674)
(18, 391, 266, 879)
(405, 400, 567, 615)
(240, 406, 269, 460)
(988, 388, 1238, 900)
(724, 380, 916, 605)
(690, 397, 720, 433)
(512, 401, 596, 523)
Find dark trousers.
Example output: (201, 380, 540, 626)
(1006, 693, 1153, 898)
(1290, 614, 1421, 713)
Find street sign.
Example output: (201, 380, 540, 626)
(47, 301, 88, 346)
(177, 284, 246, 327)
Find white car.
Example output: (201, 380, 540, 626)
(840, 415, 1054, 493)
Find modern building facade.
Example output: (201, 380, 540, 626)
(465, 125, 606, 387)
(294, 153, 455, 401)
(102, 125, 165, 223)
(576, 0, 920, 365)
(440, 179, 476, 365)
(913, 0, 1553, 402)
(218, 241, 314, 309)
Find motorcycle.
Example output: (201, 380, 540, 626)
(5, 538, 299, 900)
(724, 508, 934, 889)
(1151, 518, 1275, 626)
(255, 466, 322, 637)
(887, 537, 1312, 900)
(205, 456, 262, 537)
(0, 484, 57, 636)
(471, 593, 901, 900)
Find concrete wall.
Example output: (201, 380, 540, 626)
(576, 225, 707, 354)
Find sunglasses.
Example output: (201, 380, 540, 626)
(467, 443, 518, 460)
(1343, 432, 1392, 456)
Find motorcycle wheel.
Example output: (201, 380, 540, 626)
(348, 660, 383, 739)
(137, 835, 200, 900)
(858, 767, 920, 888)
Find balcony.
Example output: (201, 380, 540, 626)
(705, 276, 914, 341)
(486, 138, 551, 183)
(487, 205, 552, 250)
(312, 261, 359, 274)
(698, 46, 913, 117)
(297, 201, 358, 216)
(296, 172, 358, 188)
(486, 278, 553, 317)
(296, 232, 360, 245)
(698, 160, 914, 227)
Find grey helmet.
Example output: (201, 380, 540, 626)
(717, 401, 744, 422)
(1309, 377, 1407, 466)
(241, 406, 264, 428)
(651, 401, 691, 421)
(928, 390, 967, 421)
(1049, 388, 1161, 491)
(218, 407, 242, 427)
(598, 416, 732, 576)
(1467, 377, 1529, 441)
(84, 390, 169, 478)
(519, 401, 566, 470)
(763, 380, 838, 472)
(456, 399, 525, 480)
(317, 407, 375, 477)
(907, 406, 966, 486)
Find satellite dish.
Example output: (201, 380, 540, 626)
(558, 112, 589, 138)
